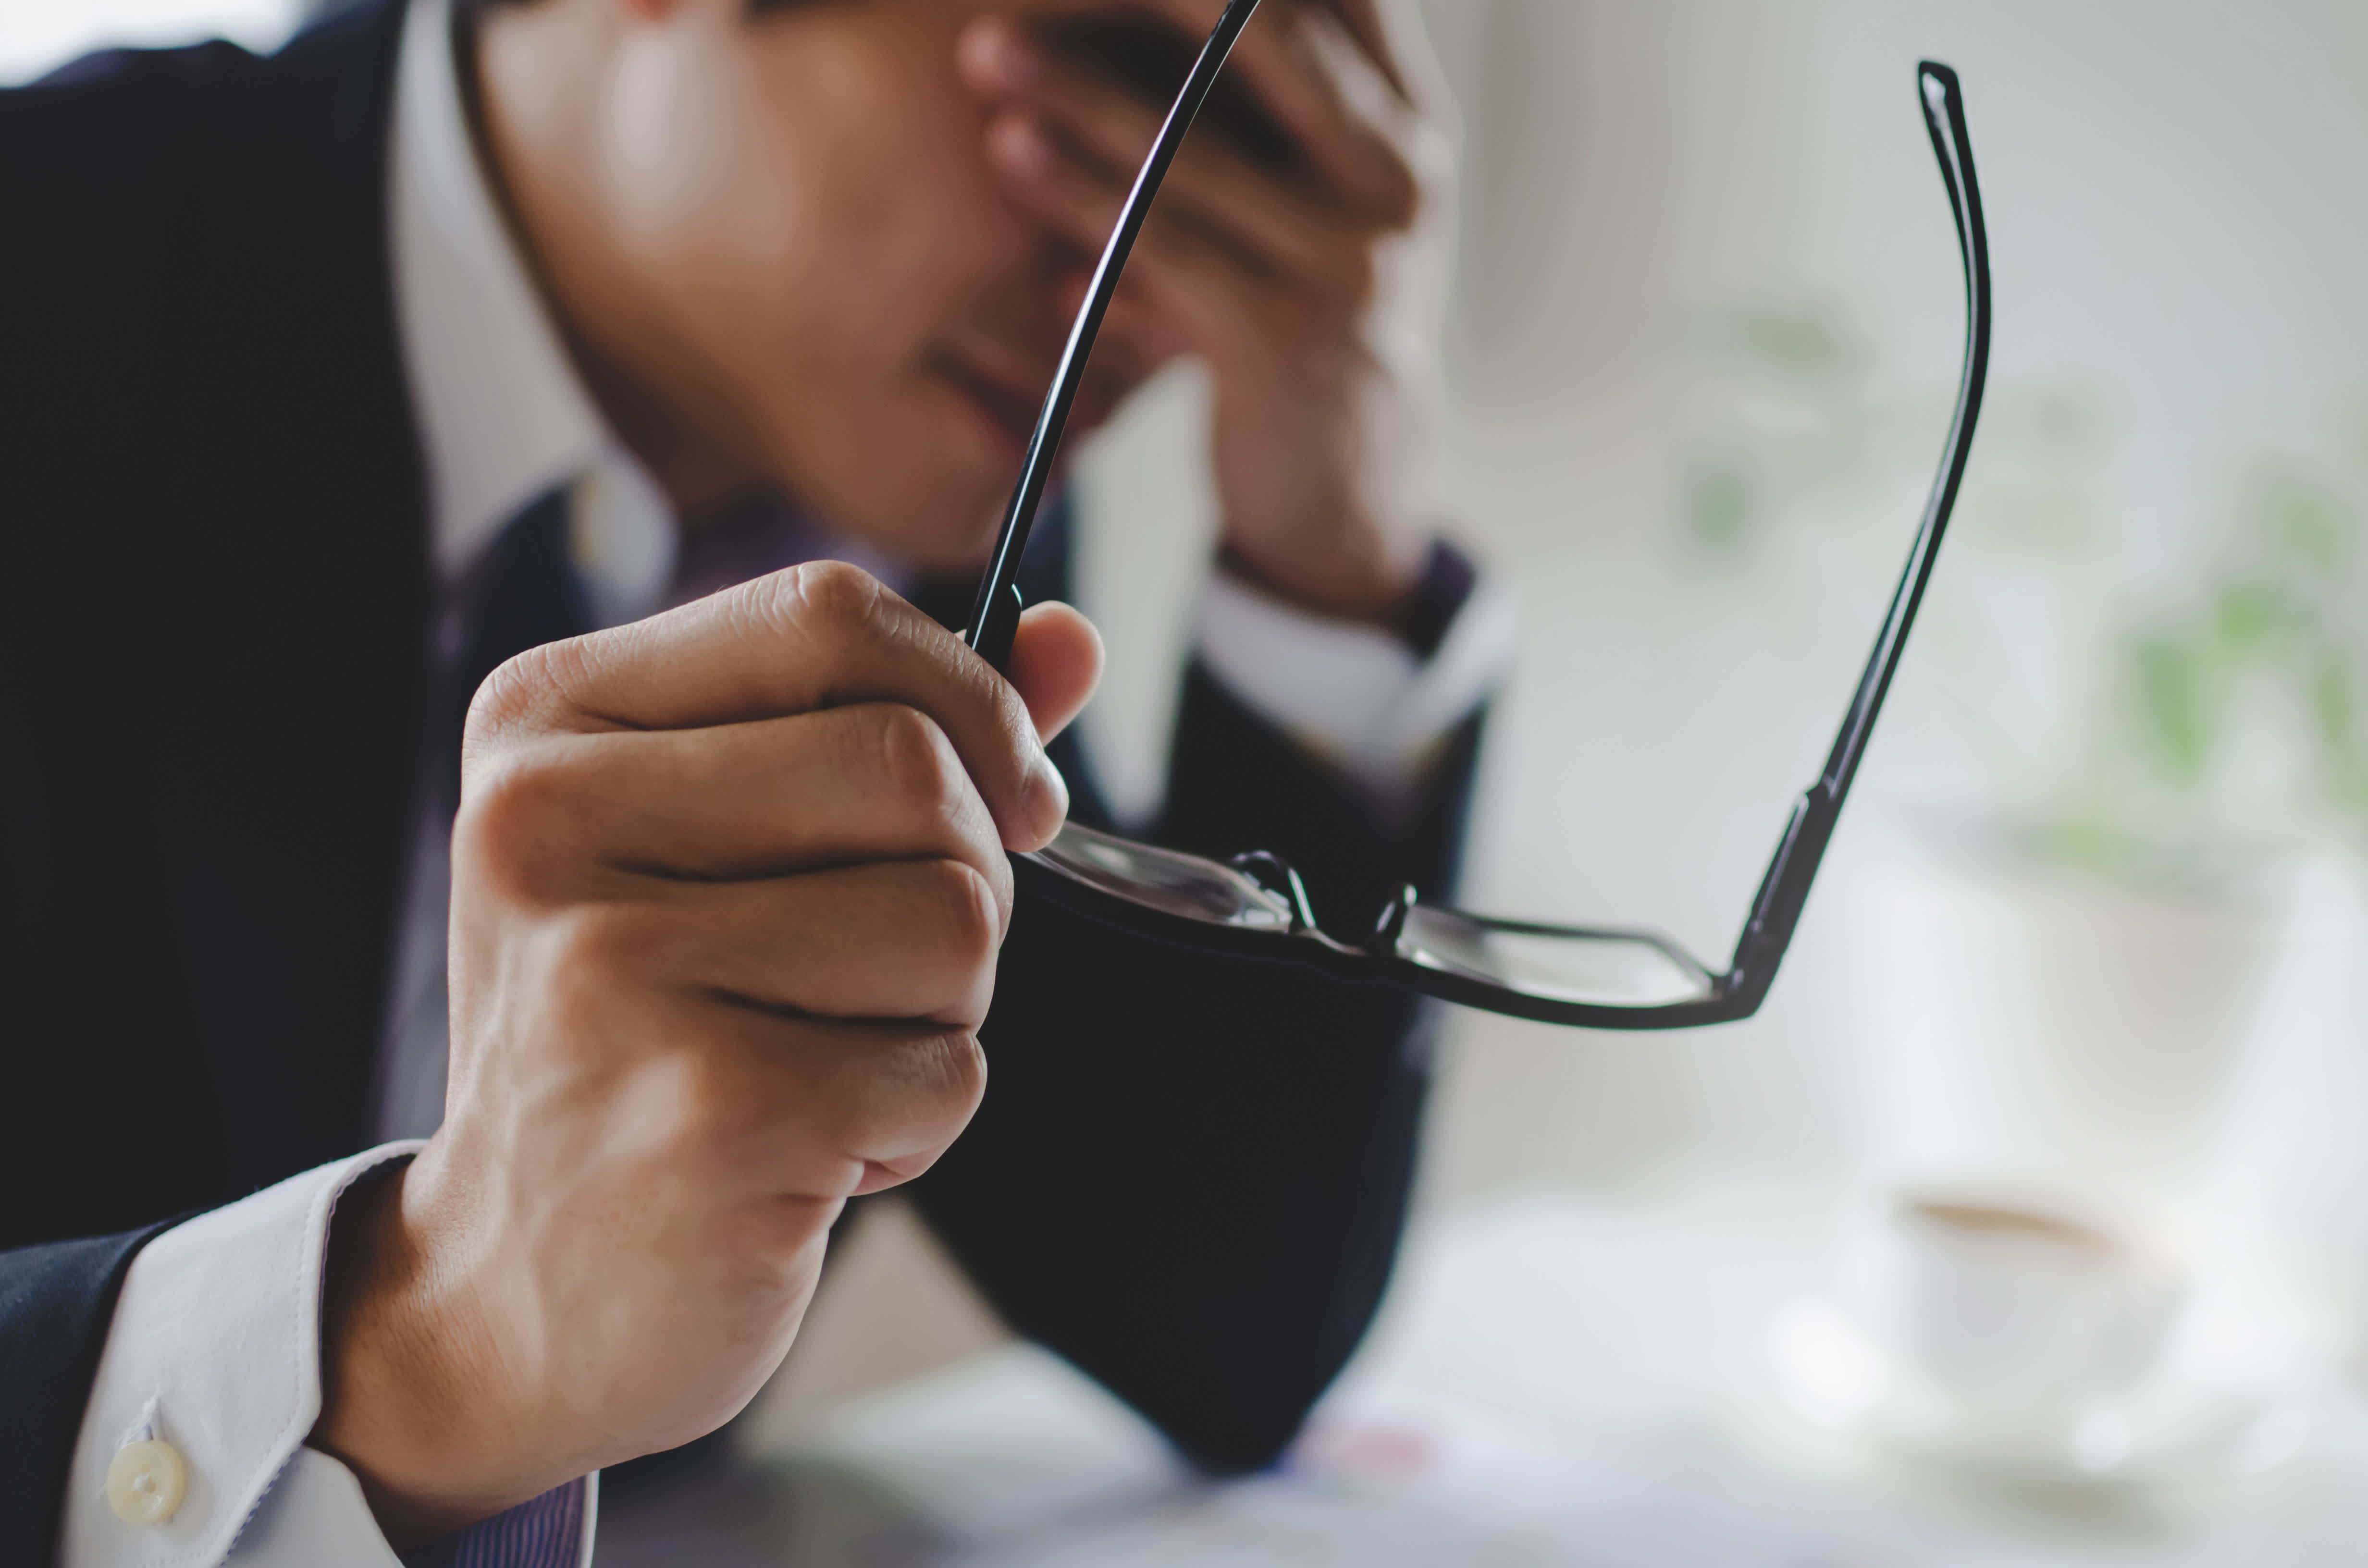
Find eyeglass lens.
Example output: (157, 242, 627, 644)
(1032, 823, 1300, 931)
(1392, 906, 1719, 1008)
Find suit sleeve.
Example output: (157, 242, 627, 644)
(0, 1229, 172, 1565)
(905, 647, 1487, 1476)
(47, 1144, 597, 1568)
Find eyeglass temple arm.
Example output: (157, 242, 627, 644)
(1724, 61, 1992, 1003)
(963, 0, 1264, 672)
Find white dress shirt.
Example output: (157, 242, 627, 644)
(65, 0, 1506, 1560)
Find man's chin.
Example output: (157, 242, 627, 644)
(808, 406, 1092, 576)
(883, 466, 1083, 577)
(839, 493, 1011, 578)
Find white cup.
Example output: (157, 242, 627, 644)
(1845, 833, 2285, 1242)
(1837, 1193, 2188, 1436)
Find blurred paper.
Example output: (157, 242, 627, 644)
(598, 1347, 2058, 1568)
(888, 1392, 2046, 1568)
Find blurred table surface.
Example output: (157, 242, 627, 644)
(596, 1185, 2368, 1566)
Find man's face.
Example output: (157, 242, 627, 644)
(580, 0, 1165, 567)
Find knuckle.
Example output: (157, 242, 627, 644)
(1340, 245, 1379, 312)
(854, 1029, 988, 1172)
(1344, 130, 1427, 234)
(916, 1028, 988, 1123)
(775, 558, 883, 640)
(454, 743, 581, 900)
(552, 901, 666, 992)
(923, 858, 1003, 972)
(872, 704, 964, 822)
(983, 847, 1016, 928)
(671, 1042, 770, 1149)
(606, 1036, 759, 1166)
(467, 638, 587, 745)
(493, 905, 659, 1073)
(1379, 164, 1422, 231)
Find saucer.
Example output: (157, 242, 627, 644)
(1772, 1301, 2310, 1487)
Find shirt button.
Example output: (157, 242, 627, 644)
(106, 1438, 188, 1525)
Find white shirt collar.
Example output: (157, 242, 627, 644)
(390, 0, 673, 620)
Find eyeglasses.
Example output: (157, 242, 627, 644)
(963, 2, 1991, 1030)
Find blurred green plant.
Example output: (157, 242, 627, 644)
(1683, 302, 2105, 566)
(2052, 458, 2368, 875)
(1685, 298, 2368, 878)
(1683, 304, 1876, 558)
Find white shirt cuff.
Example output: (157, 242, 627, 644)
(58, 1143, 437, 1566)
(1192, 568, 1515, 794)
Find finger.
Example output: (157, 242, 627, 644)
(959, 10, 1408, 234)
(1081, 280, 1194, 380)
(974, 49, 1383, 298)
(651, 1007, 987, 1204)
(1009, 601, 1103, 743)
(599, 857, 1006, 1027)
(469, 702, 1010, 907)
(1309, 0, 1416, 102)
(1117, 0, 1424, 226)
(1353, 0, 1460, 120)
(985, 109, 1295, 326)
(1247, 6, 1427, 224)
(471, 562, 1068, 851)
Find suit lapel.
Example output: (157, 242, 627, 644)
(138, 0, 432, 1192)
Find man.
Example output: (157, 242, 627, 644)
(0, 0, 1505, 1558)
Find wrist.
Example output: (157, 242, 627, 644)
(1213, 538, 1422, 629)
(1216, 536, 1473, 655)
(311, 1154, 525, 1547)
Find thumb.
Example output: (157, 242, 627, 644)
(1007, 601, 1104, 744)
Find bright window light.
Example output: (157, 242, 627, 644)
(0, 0, 306, 87)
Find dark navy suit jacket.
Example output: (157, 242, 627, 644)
(0, 3, 1480, 1557)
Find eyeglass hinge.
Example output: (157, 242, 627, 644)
(1227, 850, 1320, 934)
(1369, 884, 1417, 955)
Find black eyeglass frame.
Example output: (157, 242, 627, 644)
(962, 4, 1992, 1031)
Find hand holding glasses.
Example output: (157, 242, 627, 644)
(964, 1, 1991, 1029)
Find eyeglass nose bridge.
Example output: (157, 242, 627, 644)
(1226, 851, 1319, 934)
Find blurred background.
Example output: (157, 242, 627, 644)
(1073, 0, 2368, 1360)
(16, 0, 2368, 1556)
